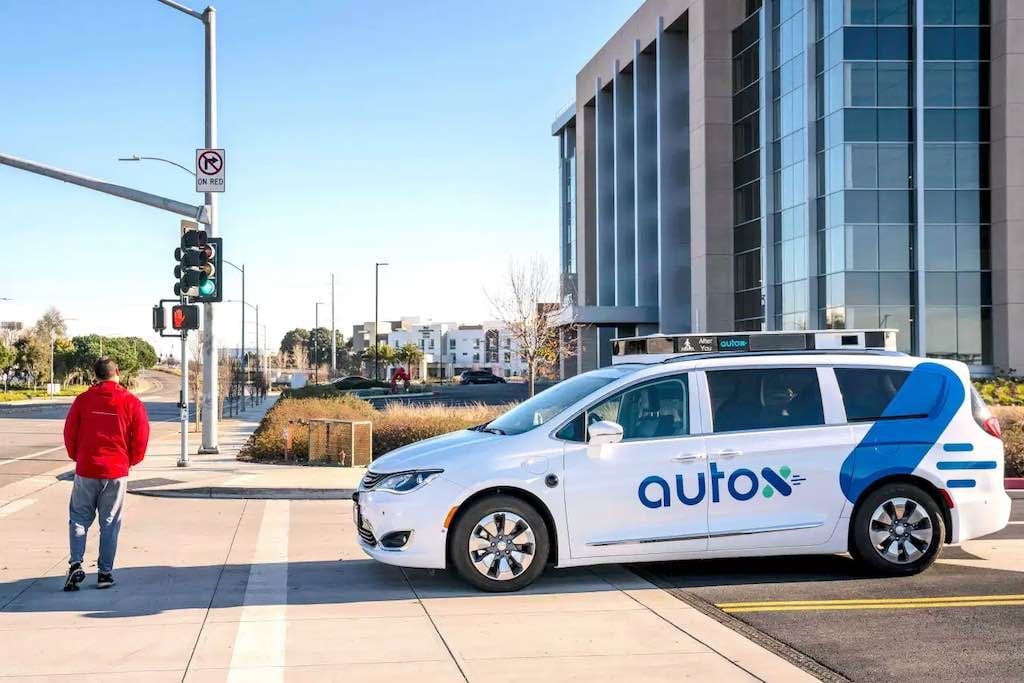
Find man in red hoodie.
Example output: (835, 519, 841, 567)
(62, 358, 150, 591)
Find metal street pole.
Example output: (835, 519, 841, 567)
(374, 262, 388, 382)
(222, 259, 246, 371)
(331, 273, 336, 377)
(0, 153, 210, 224)
(156, 0, 220, 453)
(179, 330, 189, 467)
(314, 302, 325, 383)
(200, 5, 220, 454)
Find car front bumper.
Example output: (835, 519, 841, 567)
(352, 477, 464, 570)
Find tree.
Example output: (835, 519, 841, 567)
(279, 328, 309, 367)
(14, 335, 46, 388)
(305, 327, 333, 368)
(486, 257, 573, 397)
(362, 343, 396, 376)
(0, 340, 14, 391)
(396, 343, 424, 378)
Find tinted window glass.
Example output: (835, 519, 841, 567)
(834, 368, 910, 421)
(587, 377, 689, 441)
(708, 368, 824, 432)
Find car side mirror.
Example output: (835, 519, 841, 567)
(588, 420, 624, 447)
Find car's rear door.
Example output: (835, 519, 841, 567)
(700, 365, 851, 551)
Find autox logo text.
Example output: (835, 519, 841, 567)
(638, 464, 805, 508)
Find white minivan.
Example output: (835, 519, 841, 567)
(353, 330, 1010, 592)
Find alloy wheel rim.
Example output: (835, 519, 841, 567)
(868, 497, 933, 564)
(468, 511, 536, 581)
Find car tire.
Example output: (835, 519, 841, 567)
(850, 483, 945, 576)
(449, 495, 550, 592)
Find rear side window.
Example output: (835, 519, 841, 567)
(708, 368, 824, 432)
(834, 368, 914, 421)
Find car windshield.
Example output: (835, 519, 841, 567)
(482, 365, 642, 436)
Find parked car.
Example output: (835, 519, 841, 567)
(353, 329, 1010, 592)
(459, 370, 506, 385)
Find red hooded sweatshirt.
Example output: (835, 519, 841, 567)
(63, 381, 150, 479)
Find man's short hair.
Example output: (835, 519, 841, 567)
(94, 358, 118, 381)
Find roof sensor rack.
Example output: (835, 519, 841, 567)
(610, 329, 899, 365)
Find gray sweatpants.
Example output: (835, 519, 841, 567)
(68, 475, 127, 573)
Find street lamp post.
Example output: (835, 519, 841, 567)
(331, 273, 336, 378)
(156, 0, 220, 455)
(223, 260, 245, 372)
(314, 302, 325, 383)
(374, 262, 388, 382)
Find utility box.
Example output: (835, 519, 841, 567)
(307, 419, 372, 466)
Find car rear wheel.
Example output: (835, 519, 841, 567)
(449, 495, 549, 592)
(851, 483, 945, 576)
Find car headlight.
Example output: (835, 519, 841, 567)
(375, 469, 443, 494)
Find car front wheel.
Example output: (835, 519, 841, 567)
(449, 495, 549, 592)
(851, 483, 945, 576)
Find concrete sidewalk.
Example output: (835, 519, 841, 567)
(0, 493, 819, 682)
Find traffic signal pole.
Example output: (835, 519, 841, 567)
(179, 328, 190, 467)
(199, 5, 220, 454)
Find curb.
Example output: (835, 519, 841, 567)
(129, 486, 356, 500)
(1006, 478, 1024, 490)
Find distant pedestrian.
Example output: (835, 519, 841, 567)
(61, 358, 150, 591)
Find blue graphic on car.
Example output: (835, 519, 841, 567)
(838, 362, 963, 503)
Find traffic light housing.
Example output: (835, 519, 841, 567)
(173, 230, 223, 302)
(171, 304, 201, 330)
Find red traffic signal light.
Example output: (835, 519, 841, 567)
(171, 304, 200, 330)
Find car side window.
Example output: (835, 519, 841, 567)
(586, 377, 690, 441)
(708, 367, 824, 433)
(834, 368, 912, 421)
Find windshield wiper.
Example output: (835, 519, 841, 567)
(469, 423, 506, 435)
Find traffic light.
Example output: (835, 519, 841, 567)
(171, 304, 200, 330)
(173, 230, 223, 302)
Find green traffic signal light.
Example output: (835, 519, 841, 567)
(198, 278, 217, 297)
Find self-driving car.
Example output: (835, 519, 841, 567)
(353, 329, 1010, 592)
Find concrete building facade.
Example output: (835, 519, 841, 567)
(553, 0, 1024, 376)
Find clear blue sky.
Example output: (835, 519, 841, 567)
(0, 1, 639, 359)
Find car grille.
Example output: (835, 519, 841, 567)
(361, 470, 388, 490)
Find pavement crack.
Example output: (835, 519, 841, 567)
(181, 497, 249, 682)
(399, 567, 469, 683)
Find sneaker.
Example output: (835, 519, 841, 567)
(63, 562, 85, 592)
(96, 572, 115, 589)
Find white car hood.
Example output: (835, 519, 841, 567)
(369, 429, 498, 472)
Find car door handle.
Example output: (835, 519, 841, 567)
(671, 452, 707, 463)
(716, 449, 743, 459)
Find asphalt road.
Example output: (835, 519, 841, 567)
(637, 493, 1024, 682)
(0, 371, 188, 488)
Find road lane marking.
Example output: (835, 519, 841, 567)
(0, 498, 36, 518)
(0, 445, 66, 467)
(227, 500, 290, 682)
(717, 594, 1024, 613)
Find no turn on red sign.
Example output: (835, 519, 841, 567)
(195, 148, 225, 193)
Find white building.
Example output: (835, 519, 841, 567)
(385, 319, 526, 380)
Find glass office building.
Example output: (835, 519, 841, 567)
(555, 0, 1020, 377)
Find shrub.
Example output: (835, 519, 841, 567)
(973, 377, 1024, 407)
(241, 395, 511, 463)
(993, 407, 1023, 477)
